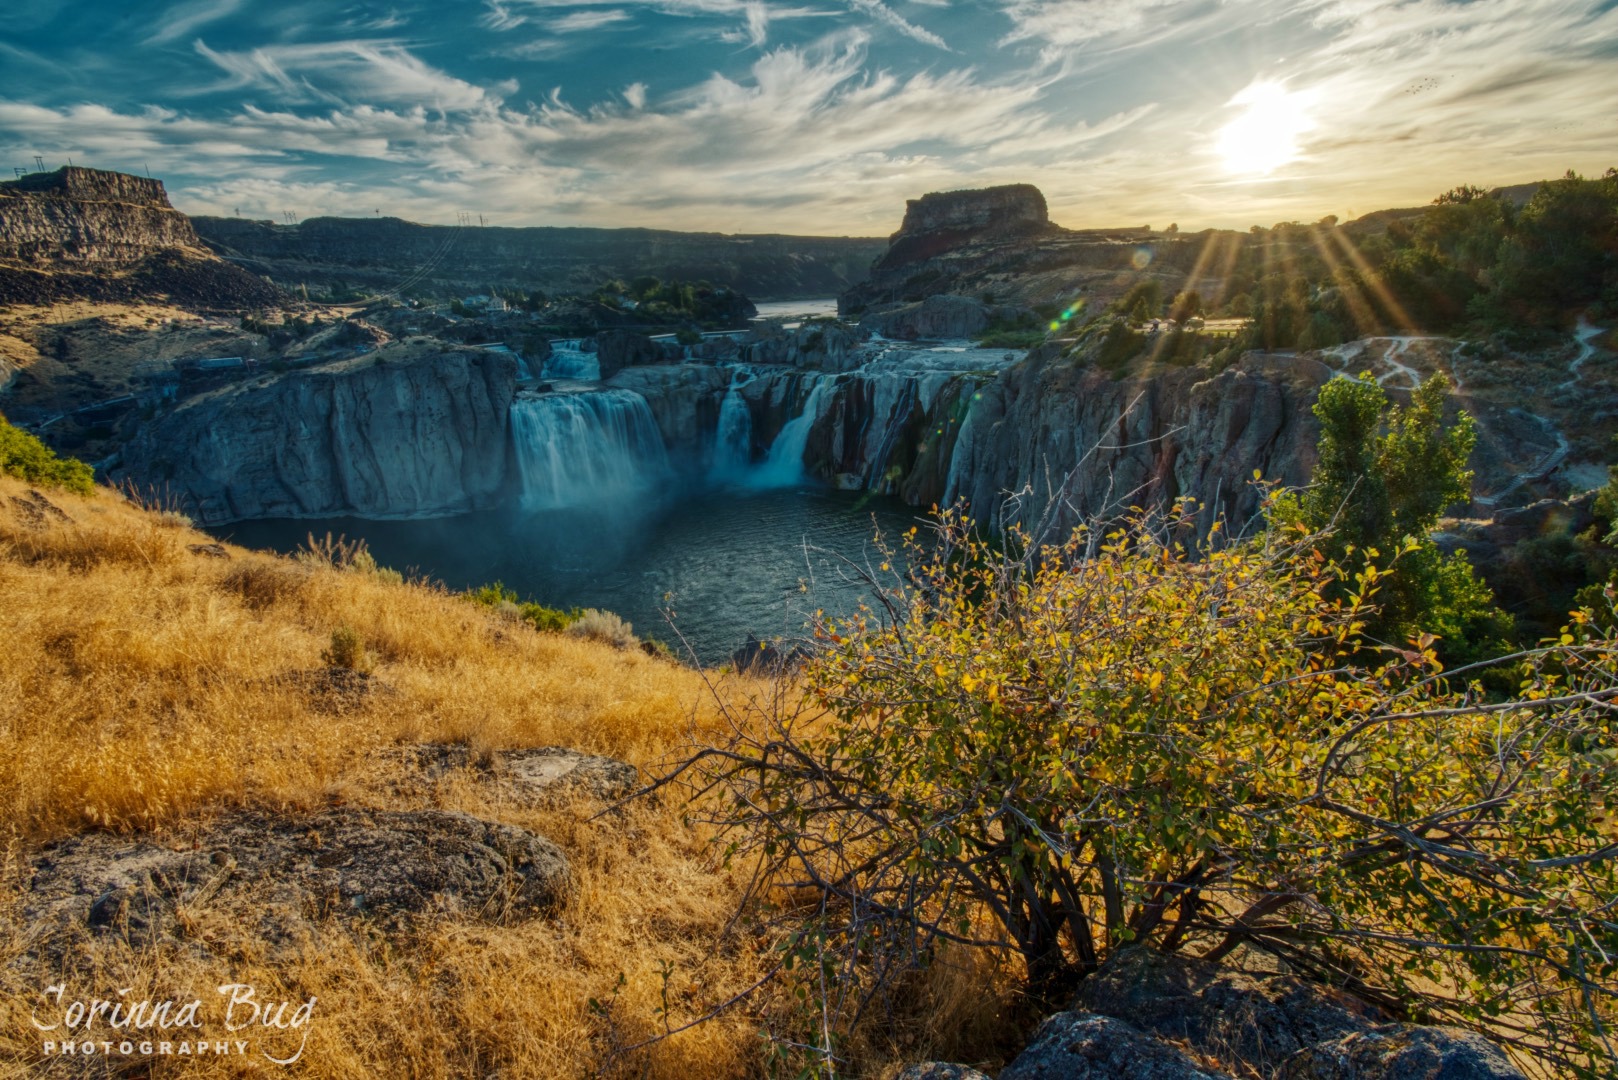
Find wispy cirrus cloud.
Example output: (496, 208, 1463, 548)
(144, 0, 245, 46)
(192, 39, 500, 109)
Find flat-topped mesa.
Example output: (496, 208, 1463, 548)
(876, 184, 1055, 272)
(1, 166, 173, 208)
(895, 184, 1050, 240)
(0, 166, 201, 264)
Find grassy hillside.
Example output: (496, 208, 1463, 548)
(0, 474, 1008, 1078)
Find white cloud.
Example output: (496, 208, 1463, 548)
(193, 39, 496, 110)
(145, 0, 244, 46)
(846, 0, 949, 49)
(549, 9, 632, 31)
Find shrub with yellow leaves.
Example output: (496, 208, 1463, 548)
(667, 499, 1617, 1077)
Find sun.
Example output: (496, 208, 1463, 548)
(1216, 80, 1314, 176)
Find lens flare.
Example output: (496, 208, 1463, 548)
(1216, 80, 1314, 176)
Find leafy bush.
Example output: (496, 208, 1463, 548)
(465, 581, 582, 633)
(566, 608, 638, 650)
(1270, 373, 1511, 663)
(320, 625, 370, 672)
(0, 415, 94, 494)
(671, 505, 1616, 1076)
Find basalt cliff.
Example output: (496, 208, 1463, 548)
(122, 342, 517, 523)
(0, 167, 281, 308)
(104, 181, 1604, 539)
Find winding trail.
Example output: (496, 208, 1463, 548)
(1556, 318, 1603, 393)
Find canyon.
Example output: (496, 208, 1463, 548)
(192, 214, 887, 300)
(87, 181, 1604, 538)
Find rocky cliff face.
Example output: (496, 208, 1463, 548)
(193, 215, 887, 300)
(839, 183, 1168, 317)
(876, 184, 1054, 271)
(121, 344, 518, 523)
(944, 354, 1327, 537)
(0, 168, 201, 263)
(0, 167, 280, 307)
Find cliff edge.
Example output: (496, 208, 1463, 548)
(0, 166, 281, 308)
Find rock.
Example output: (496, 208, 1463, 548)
(1073, 947, 1383, 1075)
(188, 542, 230, 558)
(1282, 1024, 1527, 1079)
(593, 329, 671, 378)
(859, 295, 992, 340)
(743, 321, 868, 369)
(120, 343, 519, 523)
(376, 743, 639, 804)
(606, 363, 730, 457)
(24, 808, 570, 961)
(0, 167, 282, 307)
(999, 1013, 1232, 1080)
(894, 1064, 993, 1080)
(945, 353, 1329, 537)
(502, 747, 639, 802)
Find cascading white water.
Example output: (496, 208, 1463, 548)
(710, 370, 754, 481)
(752, 376, 834, 488)
(541, 339, 600, 381)
(510, 390, 669, 508)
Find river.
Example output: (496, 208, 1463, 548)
(213, 486, 922, 665)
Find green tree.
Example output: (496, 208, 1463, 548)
(1272, 374, 1509, 661)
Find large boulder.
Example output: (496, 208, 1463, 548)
(999, 1013, 1231, 1080)
(1072, 947, 1381, 1074)
(1282, 1025, 1526, 1079)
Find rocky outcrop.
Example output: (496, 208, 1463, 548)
(595, 329, 675, 378)
(743, 321, 867, 370)
(1000, 1012, 1230, 1079)
(944, 354, 1329, 537)
(1283, 1026, 1525, 1079)
(1072, 948, 1381, 1075)
(0, 167, 199, 263)
(374, 743, 640, 805)
(607, 363, 730, 457)
(910, 948, 1525, 1080)
(0, 167, 281, 307)
(859, 295, 993, 340)
(837, 183, 1170, 317)
(193, 214, 887, 299)
(121, 343, 518, 523)
(878, 184, 1053, 270)
(23, 807, 569, 962)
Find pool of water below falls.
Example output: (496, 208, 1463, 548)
(213, 487, 923, 666)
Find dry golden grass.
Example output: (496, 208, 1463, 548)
(0, 475, 1017, 1079)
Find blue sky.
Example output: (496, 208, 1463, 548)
(1, 0, 1615, 234)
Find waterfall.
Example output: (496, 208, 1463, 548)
(510, 390, 668, 508)
(710, 370, 754, 481)
(541, 339, 600, 381)
(753, 376, 834, 487)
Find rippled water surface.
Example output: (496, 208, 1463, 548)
(215, 487, 923, 664)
